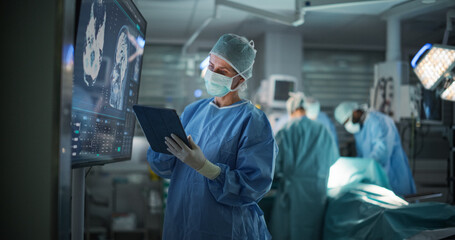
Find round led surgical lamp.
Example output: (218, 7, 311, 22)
(199, 56, 210, 78)
(441, 73, 455, 101)
(411, 43, 455, 90)
(200, 67, 207, 78)
(199, 56, 210, 70)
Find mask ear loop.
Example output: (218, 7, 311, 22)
(229, 63, 254, 92)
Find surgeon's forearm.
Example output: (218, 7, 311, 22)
(370, 146, 388, 166)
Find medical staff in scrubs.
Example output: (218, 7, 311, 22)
(304, 97, 339, 148)
(273, 97, 339, 150)
(334, 101, 416, 196)
(270, 92, 339, 240)
(147, 33, 277, 239)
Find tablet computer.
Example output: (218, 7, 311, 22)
(133, 105, 190, 154)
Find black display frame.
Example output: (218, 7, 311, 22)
(71, 0, 147, 168)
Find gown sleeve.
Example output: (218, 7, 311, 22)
(146, 105, 194, 179)
(206, 114, 278, 206)
(273, 128, 288, 181)
(364, 116, 393, 168)
(146, 148, 177, 179)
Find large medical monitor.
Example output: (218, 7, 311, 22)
(71, 0, 146, 168)
(268, 75, 297, 109)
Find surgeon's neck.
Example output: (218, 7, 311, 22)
(290, 109, 306, 119)
(214, 91, 241, 107)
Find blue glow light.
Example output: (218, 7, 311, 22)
(136, 36, 145, 48)
(194, 89, 202, 98)
(64, 44, 74, 66)
(411, 43, 432, 68)
(424, 104, 430, 118)
(199, 56, 210, 70)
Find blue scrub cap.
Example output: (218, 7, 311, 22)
(286, 92, 306, 115)
(210, 33, 257, 80)
(334, 101, 359, 124)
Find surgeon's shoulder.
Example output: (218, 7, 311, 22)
(239, 102, 273, 136)
(288, 117, 325, 136)
(368, 111, 389, 124)
(243, 103, 275, 142)
(318, 111, 329, 119)
(369, 111, 394, 129)
(243, 102, 270, 124)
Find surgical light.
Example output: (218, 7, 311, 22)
(199, 56, 210, 70)
(441, 82, 455, 101)
(136, 36, 145, 48)
(411, 43, 455, 90)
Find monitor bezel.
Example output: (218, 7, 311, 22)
(71, 0, 147, 168)
(268, 74, 298, 109)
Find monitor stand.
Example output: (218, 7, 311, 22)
(72, 168, 85, 240)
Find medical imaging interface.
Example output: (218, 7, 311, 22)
(72, 0, 146, 165)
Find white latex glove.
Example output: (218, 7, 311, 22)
(165, 134, 206, 170)
(165, 134, 220, 179)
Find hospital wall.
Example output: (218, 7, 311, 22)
(138, 45, 211, 114)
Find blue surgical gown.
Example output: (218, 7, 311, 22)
(147, 98, 277, 240)
(316, 112, 339, 148)
(354, 111, 416, 196)
(270, 117, 339, 240)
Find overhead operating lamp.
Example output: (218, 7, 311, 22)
(199, 56, 210, 70)
(199, 56, 210, 78)
(411, 43, 455, 90)
(441, 82, 455, 101)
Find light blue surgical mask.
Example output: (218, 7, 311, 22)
(345, 117, 360, 134)
(204, 69, 244, 97)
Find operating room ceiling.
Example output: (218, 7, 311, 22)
(134, 0, 455, 49)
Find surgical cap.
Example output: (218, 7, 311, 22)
(303, 97, 320, 120)
(286, 92, 306, 115)
(210, 33, 257, 80)
(334, 101, 359, 124)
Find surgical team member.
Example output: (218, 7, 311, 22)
(304, 97, 339, 147)
(334, 101, 416, 196)
(147, 33, 278, 239)
(270, 92, 339, 240)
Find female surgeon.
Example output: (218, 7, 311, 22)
(147, 33, 278, 239)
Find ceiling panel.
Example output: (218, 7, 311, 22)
(134, 0, 455, 48)
(304, 0, 407, 15)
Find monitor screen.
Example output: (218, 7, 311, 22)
(71, 0, 146, 167)
(274, 80, 295, 101)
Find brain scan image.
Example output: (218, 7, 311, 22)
(82, 1, 106, 87)
(109, 26, 129, 110)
